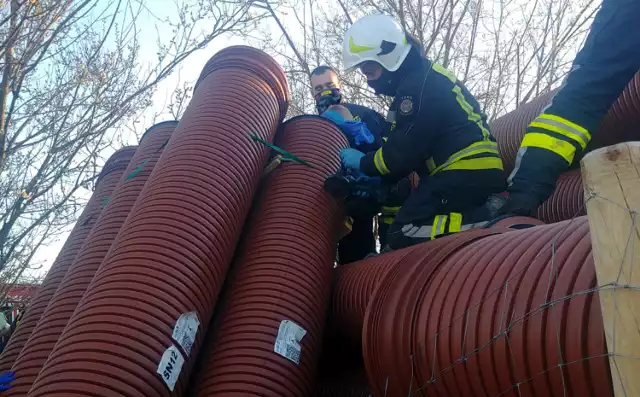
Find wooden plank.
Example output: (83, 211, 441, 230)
(581, 142, 640, 397)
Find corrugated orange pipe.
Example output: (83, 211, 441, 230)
(491, 72, 640, 174)
(0, 147, 136, 372)
(6, 122, 177, 396)
(191, 116, 348, 397)
(536, 168, 584, 223)
(363, 217, 612, 397)
(27, 46, 288, 397)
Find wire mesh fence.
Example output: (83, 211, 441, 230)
(360, 188, 638, 397)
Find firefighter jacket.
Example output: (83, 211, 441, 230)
(360, 57, 504, 183)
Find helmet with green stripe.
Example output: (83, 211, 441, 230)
(343, 14, 411, 72)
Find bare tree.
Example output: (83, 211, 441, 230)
(247, 0, 598, 118)
(0, 0, 263, 285)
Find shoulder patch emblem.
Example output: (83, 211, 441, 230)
(399, 97, 413, 115)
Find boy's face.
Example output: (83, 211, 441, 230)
(310, 70, 341, 97)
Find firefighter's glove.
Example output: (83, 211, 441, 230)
(349, 171, 381, 199)
(497, 193, 540, 217)
(339, 148, 364, 171)
(0, 371, 15, 390)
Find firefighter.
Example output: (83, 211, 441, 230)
(312, 66, 414, 252)
(340, 14, 506, 249)
(500, 0, 640, 215)
(311, 66, 385, 263)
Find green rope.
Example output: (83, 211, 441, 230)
(249, 134, 313, 168)
(124, 159, 150, 181)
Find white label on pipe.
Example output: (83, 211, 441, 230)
(273, 319, 307, 365)
(157, 344, 184, 391)
(172, 311, 200, 356)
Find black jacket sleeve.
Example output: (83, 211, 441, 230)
(360, 80, 439, 181)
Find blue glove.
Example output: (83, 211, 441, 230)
(340, 148, 365, 170)
(341, 121, 375, 146)
(0, 371, 15, 391)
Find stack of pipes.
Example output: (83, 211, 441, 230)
(1, 46, 638, 397)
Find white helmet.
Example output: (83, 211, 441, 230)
(343, 14, 411, 72)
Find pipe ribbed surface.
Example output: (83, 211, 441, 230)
(536, 168, 584, 223)
(491, 72, 640, 174)
(196, 45, 290, 122)
(588, 73, 640, 151)
(363, 217, 613, 397)
(7, 122, 177, 396)
(329, 246, 421, 346)
(28, 46, 289, 397)
(0, 147, 136, 373)
(489, 216, 545, 229)
(490, 91, 555, 173)
(191, 116, 348, 397)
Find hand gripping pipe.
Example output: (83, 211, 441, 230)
(0, 146, 137, 373)
(490, 72, 640, 174)
(27, 46, 289, 397)
(363, 217, 613, 397)
(190, 116, 348, 397)
(6, 122, 178, 396)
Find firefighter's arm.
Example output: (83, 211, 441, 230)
(360, 95, 432, 181)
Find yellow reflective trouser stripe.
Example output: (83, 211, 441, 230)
(448, 212, 462, 233)
(428, 141, 502, 175)
(529, 113, 591, 149)
(431, 215, 448, 239)
(381, 206, 401, 215)
(380, 206, 400, 225)
(440, 157, 503, 173)
(521, 132, 576, 164)
(373, 148, 391, 175)
(381, 216, 394, 225)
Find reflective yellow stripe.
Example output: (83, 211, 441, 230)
(440, 157, 504, 173)
(452, 86, 491, 140)
(428, 141, 501, 175)
(521, 132, 576, 164)
(381, 206, 401, 215)
(382, 136, 389, 142)
(380, 216, 394, 225)
(431, 215, 448, 239)
(530, 113, 591, 149)
(373, 148, 391, 175)
(433, 63, 491, 140)
(448, 212, 462, 233)
(344, 217, 353, 231)
(426, 157, 436, 173)
(432, 63, 457, 83)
